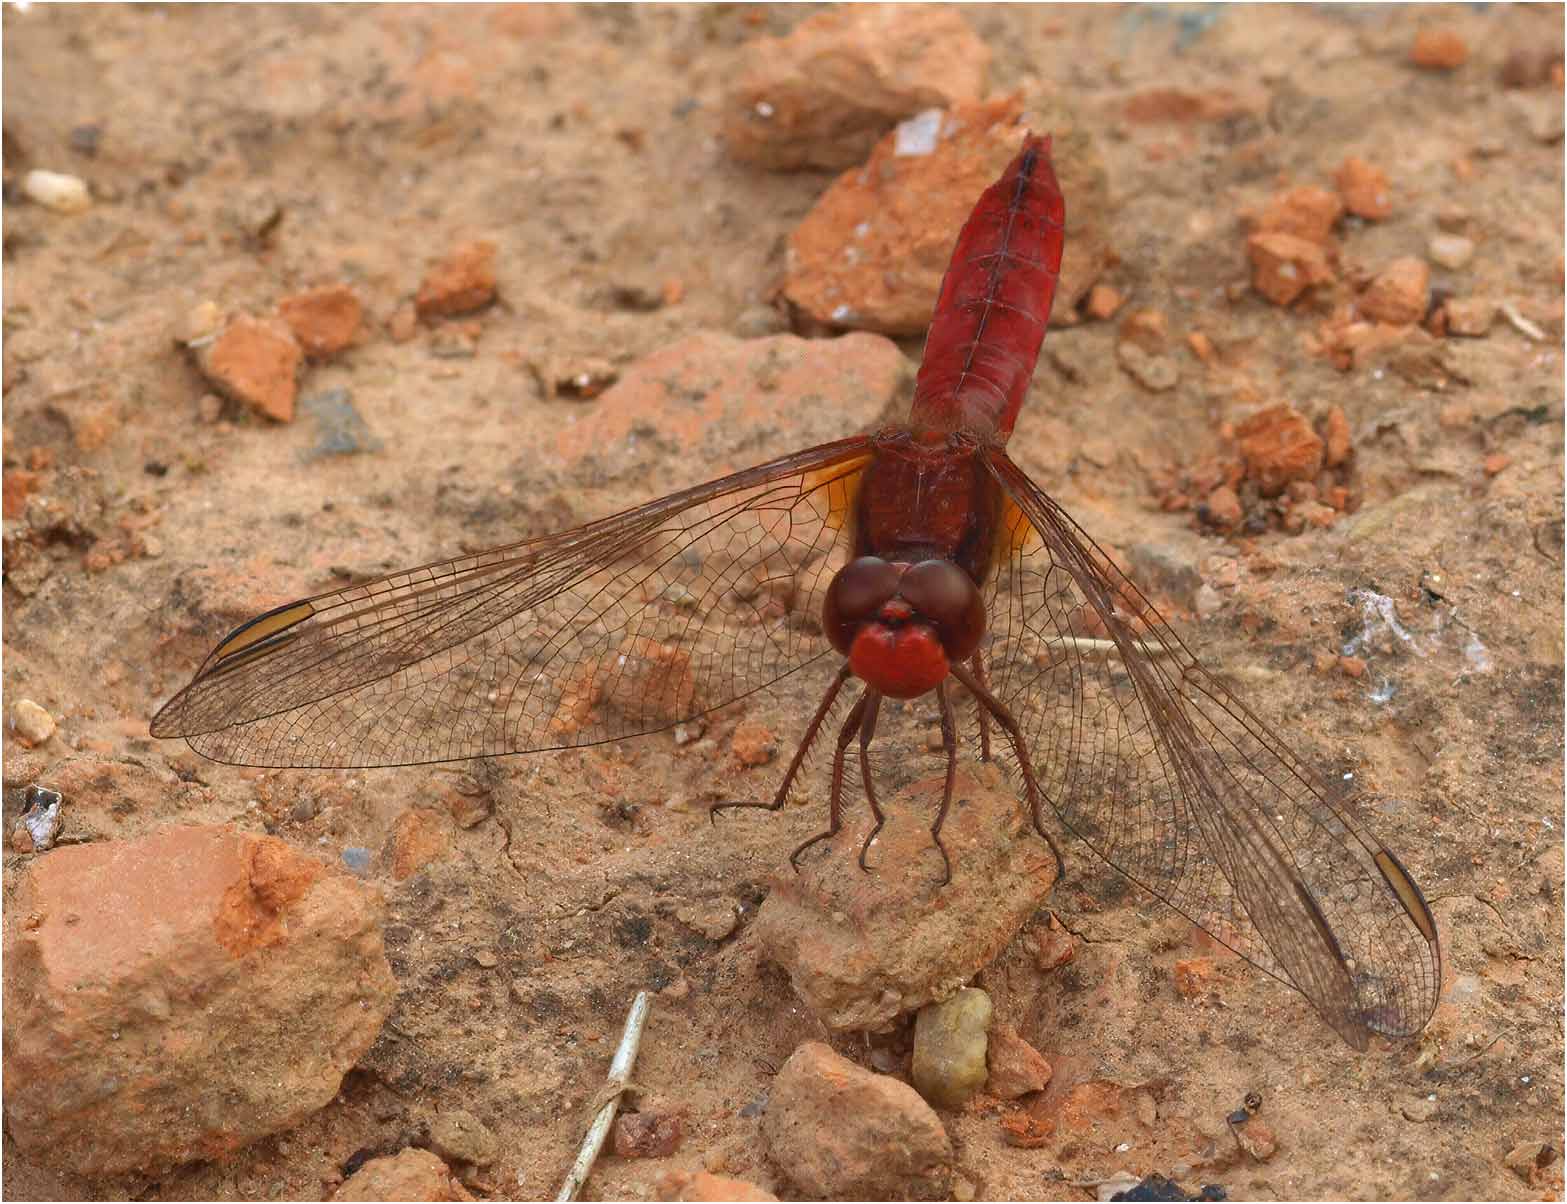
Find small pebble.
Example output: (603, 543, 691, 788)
(427, 1109, 499, 1166)
(1119, 308, 1169, 352)
(1116, 341, 1179, 392)
(1500, 46, 1566, 88)
(224, 187, 283, 242)
(1255, 185, 1343, 245)
(68, 124, 102, 156)
(1444, 297, 1495, 337)
(1247, 231, 1333, 306)
(552, 359, 616, 400)
(894, 108, 944, 157)
(1201, 485, 1243, 530)
(1427, 234, 1474, 270)
(731, 721, 776, 767)
(1513, 92, 1566, 144)
(1233, 1116, 1277, 1161)
(984, 1024, 1052, 1100)
(341, 846, 373, 875)
(1094, 1172, 1143, 1202)
(472, 950, 499, 969)
(1030, 923, 1076, 971)
(22, 169, 91, 214)
(444, 781, 493, 829)
(1322, 405, 1353, 467)
(16, 786, 63, 852)
(660, 974, 692, 1001)
(912, 988, 992, 1109)
(612, 1111, 684, 1158)
(1335, 157, 1392, 220)
(676, 901, 739, 942)
(1504, 1140, 1559, 1186)
(416, 241, 498, 318)
(1438, 401, 1474, 429)
(10, 699, 57, 748)
(387, 304, 420, 343)
(1359, 257, 1430, 325)
(1410, 29, 1468, 70)
(1084, 284, 1124, 320)
(277, 284, 362, 358)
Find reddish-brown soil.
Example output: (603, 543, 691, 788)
(3, 5, 1562, 1201)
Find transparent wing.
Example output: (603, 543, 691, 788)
(151, 437, 873, 768)
(982, 450, 1440, 1048)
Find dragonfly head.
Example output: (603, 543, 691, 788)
(823, 556, 986, 699)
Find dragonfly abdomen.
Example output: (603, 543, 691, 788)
(909, 133, 1066, 440)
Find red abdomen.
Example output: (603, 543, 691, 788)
(908, 134, 1065, 440)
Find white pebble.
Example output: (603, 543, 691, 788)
(10, 699, 56, 747)
(22, 169, 91, 214)
(894, 108, 944, 157)
(20, 789, 62, 852)
(1427, 234, 1474, 271)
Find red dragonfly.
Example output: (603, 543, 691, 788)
(152, 134, 1440, 1049)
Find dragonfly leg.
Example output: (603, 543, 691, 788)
(969, 651, 993, 763)
(854, 691, 886, 872)
(949, 663, 1065, 885)
(925, 679, 959, 887)
(711, 663, 853, 824)
(789, 687, 870, 872)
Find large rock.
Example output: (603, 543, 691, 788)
(548, 330, 908, 487)
(761, 1042, 951, 1199)
(783, 93, 1111, 335)
(724, 5, 990, 171)
(755, 764, 1057, 1031)
(3, 825, 397, 1176)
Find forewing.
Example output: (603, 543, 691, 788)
(983, 451, 1440, 1047)
(151, 437, 873, 768)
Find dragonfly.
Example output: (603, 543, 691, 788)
(152, 133, 1440, 1050)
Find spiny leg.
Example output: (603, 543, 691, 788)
(854, 690, 886, 872)
(970, 651, 993, 763)
(949, 662, 1066, 884)
(789, 687, 870, 871)
(711, 663, 853, 824)
(923, 679, 960, 887)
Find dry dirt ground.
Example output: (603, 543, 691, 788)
(3, 4, 1564, 1201)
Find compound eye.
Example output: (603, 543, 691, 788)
(822, 557, 901, 655)
(900, 559, 986, 660)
